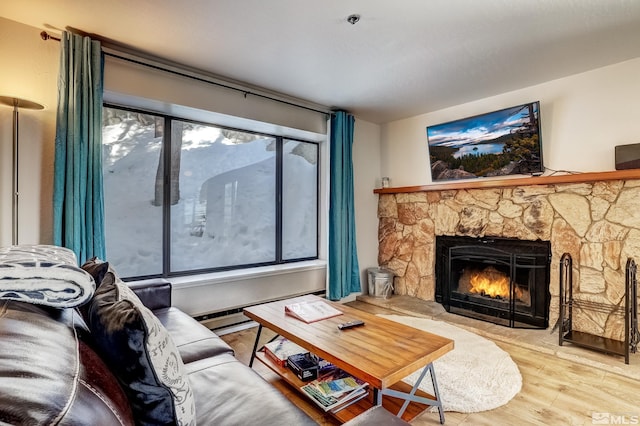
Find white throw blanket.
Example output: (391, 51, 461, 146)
(0, 245, 95, 308)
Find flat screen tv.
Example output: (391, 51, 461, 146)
(427, 101, 543, 182)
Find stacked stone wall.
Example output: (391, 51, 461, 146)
(378, 180, 640, 340)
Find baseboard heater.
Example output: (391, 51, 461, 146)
(193, 290, 326, 332)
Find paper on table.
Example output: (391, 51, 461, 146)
(284, 300, 343, 323)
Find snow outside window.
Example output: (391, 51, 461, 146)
(102, 106, 319, 279)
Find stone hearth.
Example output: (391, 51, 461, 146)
(377, 178, 640, 341)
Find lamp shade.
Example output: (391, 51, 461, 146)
(0, 96, 44, 110)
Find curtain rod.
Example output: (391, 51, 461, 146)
(40, 31, 332, 117)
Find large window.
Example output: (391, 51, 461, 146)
(102, 105, 319, 279)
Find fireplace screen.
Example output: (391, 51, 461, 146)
(435, 236, 550, 328)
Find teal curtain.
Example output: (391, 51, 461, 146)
(328, 111, 361, 300)
(53, 32, 105, 264)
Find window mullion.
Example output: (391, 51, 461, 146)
(276, 136, 283, 263)
(163, 117, 172, 276)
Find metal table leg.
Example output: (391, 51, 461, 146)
(249, 325, 282, 368)
(379, 363, 445, 424)
(248, 324, 263, 367)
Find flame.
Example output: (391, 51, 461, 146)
(458, 266, 530, 304)
(469, 266, 530, 303)
(469, 267, 511, 298)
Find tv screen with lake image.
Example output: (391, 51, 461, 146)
(427, 101, 543, 182)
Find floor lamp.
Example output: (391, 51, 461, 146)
(0, 96, 44, 245)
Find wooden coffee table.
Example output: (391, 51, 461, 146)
(244, 295, 454, 423)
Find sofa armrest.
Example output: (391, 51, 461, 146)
(128, 278, 172, 310)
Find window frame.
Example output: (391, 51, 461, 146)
(103, 103, 320, 280)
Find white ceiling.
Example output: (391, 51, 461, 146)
(2, 0, 640, 123)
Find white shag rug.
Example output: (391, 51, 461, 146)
(379, 314, 522, 413)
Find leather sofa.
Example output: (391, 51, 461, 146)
(0, 277, 316, 425)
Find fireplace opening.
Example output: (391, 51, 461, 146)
(435, 236, 551, 329)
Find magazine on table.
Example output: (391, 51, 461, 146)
(301, 385, 368, 412)
(284, 300, 343, 323)
(300, 368, 369, 412)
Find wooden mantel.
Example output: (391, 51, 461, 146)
(373, 169, 640, 194)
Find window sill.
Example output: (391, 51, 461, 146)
(168, 260, 327, 289)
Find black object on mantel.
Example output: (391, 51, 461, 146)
(615, 143, 640, 170)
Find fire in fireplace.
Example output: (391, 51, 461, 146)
(435, 236, 551, 328)
(459, 266, 531, 305)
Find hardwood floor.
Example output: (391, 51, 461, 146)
(220, 300, 640, 425)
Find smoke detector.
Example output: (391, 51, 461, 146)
(347, 14, 361, 25)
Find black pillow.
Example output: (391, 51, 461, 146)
(86, 265, 196, 426)
(80, 257, 110, 288)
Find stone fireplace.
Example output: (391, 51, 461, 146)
(376, 171, 640, 341)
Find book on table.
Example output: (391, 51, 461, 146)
(300, 367, 369, 412)
(262, 337, 307, 367)
(284, 300, 343, 323)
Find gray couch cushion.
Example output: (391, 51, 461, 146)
(186, 355, 317, 426)
(153, 307, 235, 363)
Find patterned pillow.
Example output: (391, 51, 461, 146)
(0, 245, 95, 308)
(87, 265, 196, 426)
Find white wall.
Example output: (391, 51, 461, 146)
(0, 17, 59, 246)
(352, 118, 382, 295)
(380, 57, 640, 187)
